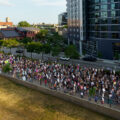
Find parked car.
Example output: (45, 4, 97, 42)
(16, 50, 24, 53)
(82, 55, 97, 62)
(60, 57, 70, 61)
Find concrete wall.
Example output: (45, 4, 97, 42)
(0, 74, 119, 120)
(1, 47, 58, 61)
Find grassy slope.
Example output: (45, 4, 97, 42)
(0, 76, 114, 120)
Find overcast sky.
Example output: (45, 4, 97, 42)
(0, 0, 66, 24)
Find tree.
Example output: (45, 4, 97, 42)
(43, 44, 51, 54)
(2, 63, 12, 73)
(114, 52, 120, 60)
(20, 37, 32, 47)
(36, 29, 48, 43)
(35, 43, 51, 60)
(0, 40, 3, 46)
(89, 87, 96, 97)
(0, 40, 3, 51)
(2, 39, 19, 53)
(51, 32, 65, 46)
(26, 42, 37, 58)
(34, 42, 43, 54)
(63, 25, 68, 28)
(65, 45, 80, 59)
(47, 32, 66, 52)
(52, 46, 61, 57)
(18, 21, 31, 27)
(98, 51, 103, 58)
(116, 70, 120, 75)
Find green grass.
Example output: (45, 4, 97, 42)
(0, 76, 115, 120)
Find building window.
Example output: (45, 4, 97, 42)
(111, 18, 119, 24)
(101, 12, 108, 17)
(101, 26, 108, 31)
(112, 33, 119, 39)
(101, 33, 108, 38)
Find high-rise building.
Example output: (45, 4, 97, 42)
(67, 0, 86, 55)
(58, 12, 68, 26)
(67, 0, 120, 59)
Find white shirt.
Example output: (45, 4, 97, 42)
(22, 76, 26, 81)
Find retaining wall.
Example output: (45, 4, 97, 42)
(0, 74, 120, 120)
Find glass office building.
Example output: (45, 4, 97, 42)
(58, 12, 67, 26)
(67, 0, 120, 59)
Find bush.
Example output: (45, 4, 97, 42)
(0, 51, 4, 54)
(104, 70, 111, 75)
(65, 45, 80, 59)
(52, 46, 61, 57)
(2, 64, 12, 73)
(98, 51, 102, 58)
(114, 52, 120, 60)
(89, 87, 96, 97)
(116, 71, 120, 75)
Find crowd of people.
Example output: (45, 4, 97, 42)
(0, 54, 120, 107)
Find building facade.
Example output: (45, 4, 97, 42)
(67, 0, 86, 55)
(58, 12, 68, 26)
(0, 27, 40, 40)
(0, 28, 23, 40)
(17, 27, 40, 39)
(67, 0, 120, 59)
(0, 17, 13, 29)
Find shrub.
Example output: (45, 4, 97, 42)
(89, 87, 96, 97)
(2, 63, 12, 73)
(65, 45, 80, 59)
(0, 51, 4, 54)
(116, 71, 120, 75)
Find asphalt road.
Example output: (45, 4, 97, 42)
(2, 47, 120, 71)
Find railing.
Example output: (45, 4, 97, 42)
(0, 71, 120, 111)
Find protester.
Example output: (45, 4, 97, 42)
(0, 53, 120, 106)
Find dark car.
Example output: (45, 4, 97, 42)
(16, 50, 24, 53)
(83, 55, 97, 62)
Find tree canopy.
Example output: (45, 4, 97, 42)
(26, 42, 38, 53)
(65, 45, 80, 59)
(52, 45, 61, 57)
(1, 39, 19, 48)
(36, 29, 48, 43)
(20, 37, 32, 46)
(18, 21, 31, 27)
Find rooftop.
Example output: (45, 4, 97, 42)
(1, 30, 21, 38)
(17, 27, 40, 32)
(0, 22, 13, 26)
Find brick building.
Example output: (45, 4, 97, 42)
(0, 17, 13, 29)
(0, 28, 23, 40)
(0, 27, 40, 40)
(17, 27, 40, 39)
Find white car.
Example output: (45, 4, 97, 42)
(60, 57, 70, 61)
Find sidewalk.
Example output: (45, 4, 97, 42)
(1, 47, 120, 70)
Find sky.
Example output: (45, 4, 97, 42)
(0, 0, 66, 25)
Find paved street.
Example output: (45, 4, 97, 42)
(1, 47, 120, 70)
